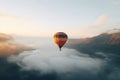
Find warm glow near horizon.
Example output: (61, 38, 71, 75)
(0, 0, 120, 38)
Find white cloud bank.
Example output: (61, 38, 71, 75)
(7, 38, 105, 75)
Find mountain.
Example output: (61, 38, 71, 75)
(106, 29, 120, 34)
(0, 33, 33, 56)
(66, 29, 120, 56)
(91, 29, 120, 44)
(0, 33, 13, 41)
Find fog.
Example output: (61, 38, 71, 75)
(9, 48, 104, 73)
(6, 37, 108, 80)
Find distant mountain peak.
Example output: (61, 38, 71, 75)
(106, 29, 120, 34)
(0, 33, 13, 41)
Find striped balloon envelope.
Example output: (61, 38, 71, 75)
(53, 32, 68, 51)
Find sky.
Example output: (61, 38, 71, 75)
(0, 0, 120, 38)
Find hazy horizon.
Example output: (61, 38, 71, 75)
(0, 0, 120, 38)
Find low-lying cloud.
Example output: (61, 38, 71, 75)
(9, 48, 104, 74)
(7, 37, 106, 80)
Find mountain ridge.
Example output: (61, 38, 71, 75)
(0, 33, 33, 56)
(66, 29, 120, 55)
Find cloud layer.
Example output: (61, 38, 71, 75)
(7, 38, 106, 80)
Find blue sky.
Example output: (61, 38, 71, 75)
(0, 0, 120, 38)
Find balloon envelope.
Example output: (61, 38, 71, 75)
(53, 32, 68, 51)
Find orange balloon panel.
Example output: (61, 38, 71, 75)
(54, 38, 67, 48)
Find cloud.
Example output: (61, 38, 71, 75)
(9, 48, 104, 73)
(94, 15, 107, 26)
(7, 38, 105, 80)
(74, 15, 120, 38)
(4, 37, 120, 80)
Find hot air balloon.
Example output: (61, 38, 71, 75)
(53, 32, 68, 51)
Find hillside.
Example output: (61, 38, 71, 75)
(0, 33, 13, 41)
(0, 33, 33, 56)
(66, 29, 120, 55)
